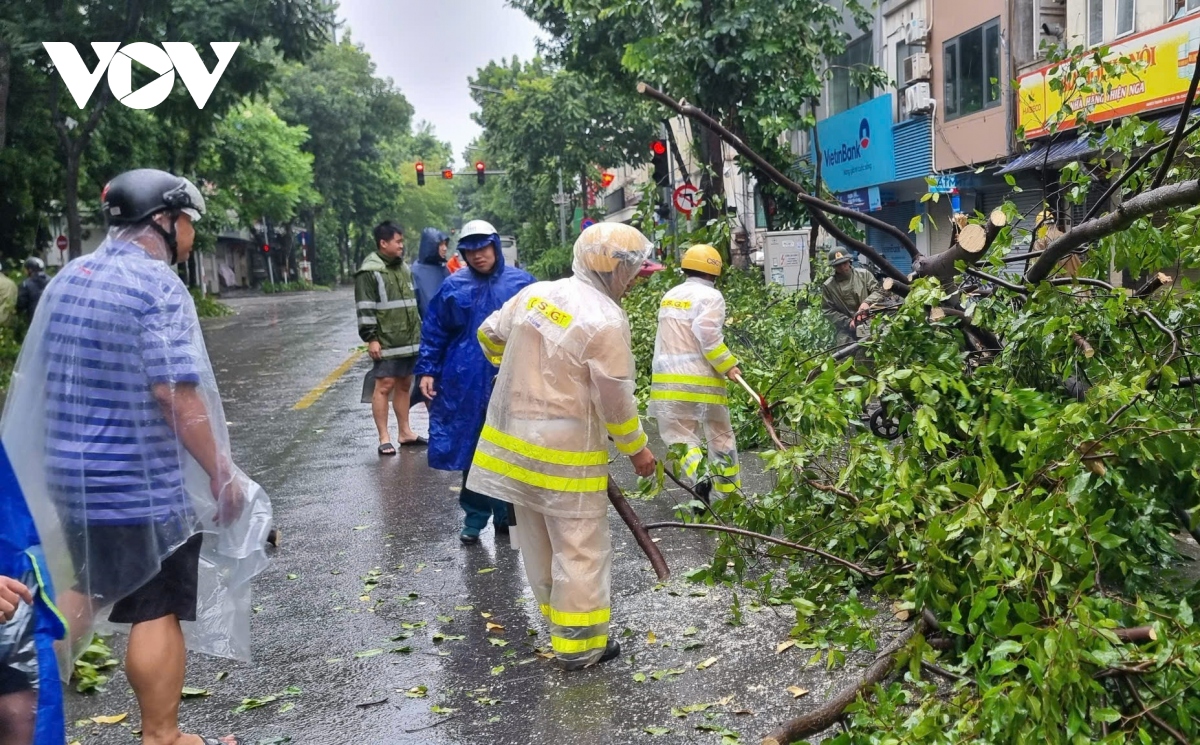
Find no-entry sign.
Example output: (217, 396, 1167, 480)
(673, 184, 699, 216)
(56, 235, 68, 251)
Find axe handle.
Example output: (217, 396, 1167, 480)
(607, 479, 671, 580)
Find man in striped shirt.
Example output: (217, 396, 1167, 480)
(37, 169, 247, 745)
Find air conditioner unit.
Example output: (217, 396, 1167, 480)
(903, 53, 932, 82)
(904, 82, 935, 114)
(904, 17, 930, 45)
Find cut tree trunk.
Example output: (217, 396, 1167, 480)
(913, 209, 1007, 284)
(607, 481, 670, 580)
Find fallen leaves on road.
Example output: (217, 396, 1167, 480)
(354, 649, 384, 659)
(431, 633, 464, 643)
(477, 567, 496, 574)
(180, 687, 209, 698)
(430, 705, 456, 715)
(487, 638, 508, 647)
(90, 713, 127, 725)
(776, 639, 797, 654)
(786, 686, 809, 699)
(646, 630, 657, 645)
(643, 726, 672, 735)
(491, 665, 505, 676)
(486, 622, 504, 632)
(405, 685, 428, 698)
(650, 668, 686, 681)
(696, 656, 719, 670)
(682, 626, 698, 636)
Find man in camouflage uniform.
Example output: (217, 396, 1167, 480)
(821, 247, 882, 347)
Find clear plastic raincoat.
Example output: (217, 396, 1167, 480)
(467, 222, 653, 668)
(0, 227, 272, 667)
(648, 277, 741, 495)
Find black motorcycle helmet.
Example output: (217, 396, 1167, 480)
(101, 169, 206, 263)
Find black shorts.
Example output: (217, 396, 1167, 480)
(66, 527, 203, 625)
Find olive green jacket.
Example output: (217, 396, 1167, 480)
(355, 251, 421, 358)
(821, 268, 882, 345)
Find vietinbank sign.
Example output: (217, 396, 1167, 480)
(813, 94, 896, 193)
(43, 42, 239, 110)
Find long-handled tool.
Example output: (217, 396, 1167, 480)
(732, 372, 786, 450)
(607, 479, 671, 580)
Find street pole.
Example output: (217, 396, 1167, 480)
(267, 254, 275, 286)
(557, 169, 568, 246)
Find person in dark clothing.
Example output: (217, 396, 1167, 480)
(412, 228, 449, 318)
(15, 258, 49, 324)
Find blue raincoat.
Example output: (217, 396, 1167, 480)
(0, 443, 65, 745)
(412, 228, 450, 318)
(415, 243, 535, 471)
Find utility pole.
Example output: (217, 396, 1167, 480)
(555, 169, 568, 246)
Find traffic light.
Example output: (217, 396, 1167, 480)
(650, 139, 669, 187)
(442, 168, 454, 180)
(475, 161, 486, 185)
(261, 242, 270, 254)
(416, 162, 425, 187)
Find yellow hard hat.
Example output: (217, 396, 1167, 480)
(681, 244, 723, 276)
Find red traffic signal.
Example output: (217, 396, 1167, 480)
(442, 168, 454, 179)
(650, 139, 669, 187)
(475, 161, 486, 185)
(261, 243, 270, 253)
(600, 172, 615, 188)
(415, 161, 425, 186)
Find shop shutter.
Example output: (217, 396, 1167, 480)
(866, 201, 917, 275)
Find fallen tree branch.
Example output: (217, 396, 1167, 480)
(608, 480, 671, 580)
(1073, 333, 1096, 359)
(1088, 117, 1200, 221)
(809, 208, 910, 284)
(1120, 674, 1189, 745)
(641, 521, 884, 578)
(1113, 626, 1158, 644)
(762, 619, 927, 745)
(882, 277, 910, 297)
(964, 267, 1027, 294)
(1135, 272, 1173, 298)
(636, 82, 918, 267)
(1025, 179, 1200, 283)
(1048, 276, 1117, 292)
(915, 209, 1008, 282)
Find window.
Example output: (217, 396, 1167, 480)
(943, 19, 1001, 120)
(1088, 0, 1103, 46)
(1188, 0, 1200, 15)
(896, 41, 914, 120)
(1116, 0, 1135, 36)
(831, 35, 873, 115)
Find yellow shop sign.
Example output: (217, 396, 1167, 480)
(1017, 14, 1200, 138)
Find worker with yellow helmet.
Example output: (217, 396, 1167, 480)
(648, 244, 742, 504)
(468, 222, 657, 670)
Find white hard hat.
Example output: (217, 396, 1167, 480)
(460, 220, 498, 241)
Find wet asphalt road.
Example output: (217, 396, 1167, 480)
(63, 289, 878, 745)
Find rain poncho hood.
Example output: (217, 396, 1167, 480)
(465, 223, 654, 518)
(413, 228, 450, 317)
(570, 222, 655, 302)
(0, 226, 272, 665)
(414, 242, 535, 471)
(0, 442, 65, 745)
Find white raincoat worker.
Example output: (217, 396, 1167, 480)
(0, 169, 271, 745)
(649, 245, 742, 502)
(467, 223, 657, 670)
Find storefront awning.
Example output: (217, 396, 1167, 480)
(998, 110, 1194, 175)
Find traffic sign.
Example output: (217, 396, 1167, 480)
(580, 216, 597, 232)
(56, 235, 68, 251)
(673, 184, 699, 216)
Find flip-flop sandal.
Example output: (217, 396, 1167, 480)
(399, 437, 428, 447)
(378, 442, 397, 456)
(202, 737, 245, 745)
